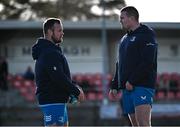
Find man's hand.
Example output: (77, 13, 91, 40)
(76, 85, 85, 102)
(125, 82, 133, 91)
(109, 89, 118, 100)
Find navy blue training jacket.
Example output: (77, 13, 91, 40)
(111, 24, 158, 90)
(32, 38, 80, 105)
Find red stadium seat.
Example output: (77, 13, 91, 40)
(14, 75, 23, 81)
(23, 80, 33, 87)
(87, 92, 96, 100)
(23, 93, 36, 102)
(19, 86, 28, 96)
(94, 79, 102, 86)
(156, 91, 165, 100)
(167, 91, 175, 99)
(82, 73, 93, 85)
(97, 93, 103, 100)
(93, 73, 102, 80)
(12, 80, 23, 89)
(176, 92, 180, 99)
(161, 72, 170, 84)
(170, 72, 179, 81)
(74, 73, 83, 83)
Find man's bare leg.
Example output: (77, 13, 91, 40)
(128, 113, 138, 126)
(135, 104, 152, 127)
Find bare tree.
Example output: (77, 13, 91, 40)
(0, 0, 126, 21)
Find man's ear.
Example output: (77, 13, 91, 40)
(47, 29, 52, 36)
(130, 16, 136, 21)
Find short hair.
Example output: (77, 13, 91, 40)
(43, 18, 61, 35)
(121, 6, 139, 21)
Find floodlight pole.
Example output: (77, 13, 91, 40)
(101, 0, 109, 105)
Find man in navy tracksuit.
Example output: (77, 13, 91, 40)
(32, 18, 84, 126)
(109, 6, 157, 126)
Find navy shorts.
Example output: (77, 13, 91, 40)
(121, 86, 155, 115)
(39, 103, 68, 126)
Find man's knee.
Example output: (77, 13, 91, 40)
(137, 118, 150, 126)
(135, 104, 151, 126)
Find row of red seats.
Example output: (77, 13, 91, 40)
(87, 91, 180, 101)
(157, 72, 180, 84)
(8, 74, 36, 102)
(86, 91, 180, 101)
(72, 73, 112, 86)
(155, 91, 180, 100)
(7, 72, 180, 102)
(11, 72, 180, 89)
(8, 74, 111, 102)
(72, 72, 180, 88)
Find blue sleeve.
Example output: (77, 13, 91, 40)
(44, 51, 80, 97)
(128, 34, 158, 85)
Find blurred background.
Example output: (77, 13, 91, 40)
(0, 0, 180, 126)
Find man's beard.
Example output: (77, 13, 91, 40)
(122, 24, 128, 31)
(52, 35, 62, 44)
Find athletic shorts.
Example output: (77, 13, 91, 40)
(121, 86, 155, 115)
(39, 103, 68, 126)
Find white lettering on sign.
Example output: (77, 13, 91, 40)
(63, 46, 90, 56)
(21, 46, 91, 56)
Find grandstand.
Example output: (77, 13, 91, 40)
(0, 72, 180, 126)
